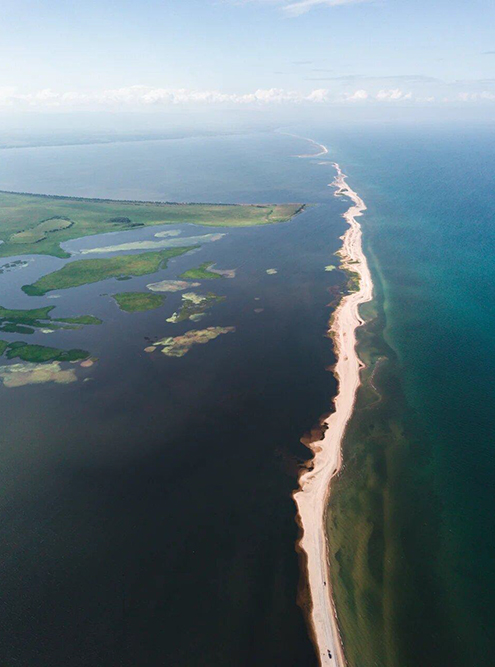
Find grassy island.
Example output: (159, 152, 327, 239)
(0, 340, 90, 363)
(0, 304, 102, 333)
(56, 315, 102, 325)
(112, 292, 166, 313)
(179, 262, 223, 280)
(0, 190, 304, 259)
(22, 247, 194, 296)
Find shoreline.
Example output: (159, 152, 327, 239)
(276, 130, 329, 158)
(293, 156, 373, 666)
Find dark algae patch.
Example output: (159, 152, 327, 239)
(22, 246, 195, 295)
(112, 292, 166, 313)
(342, 266, 360, 293)
(326, 271, 445, 667)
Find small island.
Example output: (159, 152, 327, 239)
(0, 340, 90, 363)
(0, 304, 102, 334)
(22, 247, 195, 295)
(112, 292, 167, 313)
(0, 361, 79, 388)
(149, 326, 235, 357)
(179, 262, 224, 280)
(166, 292, 225, 323)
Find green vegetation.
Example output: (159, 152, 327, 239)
(10, 216, 72, 244)
(0, 304, 55, 324)
(166, 292, 225, 323)
(0, 340, 89, 363)
(0, 189, 304, 258)
(0, 304, 101, 332)
(56, 315, 102, 325)
(343, 267, 360, 292)
(22, 246, 195, 296)
(112, 292, 166, 313)
(179, 262, 222, 280)
(0, 323, 35, 335)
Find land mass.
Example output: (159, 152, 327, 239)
(0, 361, 78, 388)
(293, 160, 373, 667)
(179, 261, 223, 280)
(166, 292, 225, 323)
(22, 247, 195, 296)
(149, 326, 235, 357)
(0, 190, 304, 259)
(0, 340, 90, 363)
(112, 292, 166, 313)
(0, 304, 102, 334)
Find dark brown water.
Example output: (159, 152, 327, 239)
(0, 133, 349, 666)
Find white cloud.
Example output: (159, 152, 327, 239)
(375, 88, 412, 101)
(282, 0, 372, 17)
(239, 0, 373, 16)
(305, 88, 330, 102)
(1, 84, 494, 110)
(342, 89, 369, 101)
(0, 85, 332, 109)
(458, 91, 495, 102)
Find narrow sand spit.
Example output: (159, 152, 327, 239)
(276, 130, 329, 158)
(293, 160, 373, 666)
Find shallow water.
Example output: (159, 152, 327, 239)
(316, 124, 495, 667)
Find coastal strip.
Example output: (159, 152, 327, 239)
(293, 159, 373, 666)
(277, 130, 329, 158)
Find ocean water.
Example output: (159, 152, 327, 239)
(316, 124, 495, 666)
(0, 131, 348, 666)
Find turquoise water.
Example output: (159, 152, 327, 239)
(315, 124, 495, 666)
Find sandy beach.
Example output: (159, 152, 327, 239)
(293, 160, 373, 666)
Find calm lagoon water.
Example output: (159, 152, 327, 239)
(0, 132, 348, 666)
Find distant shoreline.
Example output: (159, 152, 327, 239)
(0, 188, 306, 211)
(293, 151, 373, 666)
(276, 130, 329, 158)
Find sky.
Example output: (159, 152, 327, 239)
(1, 0, 495, 112)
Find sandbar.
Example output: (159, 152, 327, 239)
(293, 159, 373, 666)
